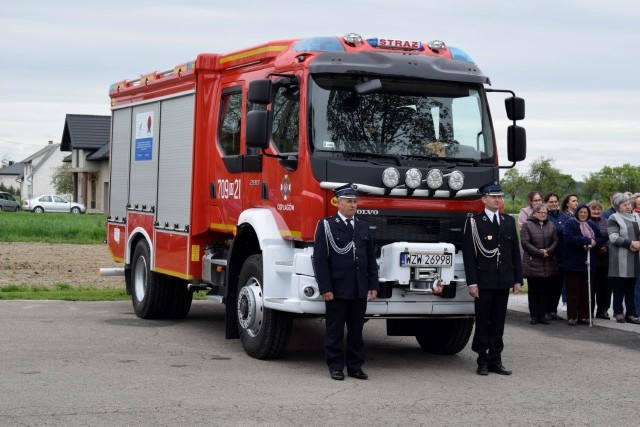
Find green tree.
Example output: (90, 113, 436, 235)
(51, 163, 73, 195)
(526, 157, 576, 197)
(501, 167, 528, 202)
(582, 163, 640, 202)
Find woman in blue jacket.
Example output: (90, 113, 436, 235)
(545, 193, 568, 319)
(563, 204, 607, 325)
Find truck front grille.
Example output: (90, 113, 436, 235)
(357, 215, 467, 254)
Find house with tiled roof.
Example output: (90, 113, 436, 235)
(60, 114, 111, 212)
(0, 162, 23, 194)
(19, 142, 67, 200)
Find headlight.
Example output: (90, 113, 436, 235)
(382, 167, 400, 188)
(405, 168, 422, 189)
(426, 169, 443, 189)
(448, 170, 465, 191)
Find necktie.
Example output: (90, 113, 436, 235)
(492, 214, 499, 227)
(346, 218, 353, 229)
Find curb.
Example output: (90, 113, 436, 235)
(508, 295, 640, 334)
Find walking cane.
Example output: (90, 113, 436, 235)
(586, 247, 593, 328)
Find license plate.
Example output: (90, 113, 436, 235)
(400, 252, 453, 267)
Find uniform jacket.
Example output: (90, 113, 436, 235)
(562, 215, 606, 273)
(463, 211, 523, 289)
(313, 214, 379, 299)
(520, 217, 560, 278)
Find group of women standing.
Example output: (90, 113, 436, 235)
(518, 191, 640, 326)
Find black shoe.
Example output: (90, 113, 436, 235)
(538, 317, 550, 325)
(530, 317, 539, 325)
(625, 316, 640, 325)
(595, 312, 610, 320)
(330, 370, 344, 381)
(548, 313, 563, 320)
(544, 313, 553, 321)
(347, 369, 368, 380)
(489, 364, 512, 375)
(476, 364, 489, 375)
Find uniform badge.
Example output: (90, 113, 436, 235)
(487, 235, 493, 241)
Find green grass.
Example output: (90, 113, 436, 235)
(0, 284, 129, 301)
(0, 211, 106, 244)
(0, 283, 207, 301)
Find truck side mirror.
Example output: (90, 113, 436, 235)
(246, 110, 270, 149)
(248, 79, 272, 105)
(507, 125, 526, 162)
(505, 97, 525, 121)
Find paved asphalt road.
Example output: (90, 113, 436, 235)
(1, 299, 639, 426)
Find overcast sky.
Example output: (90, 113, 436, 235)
(1, 0, 638, 181)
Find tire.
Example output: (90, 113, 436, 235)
(71, 207, 80, 214)
(34, 206, 44, 213)
(165, 276, 193, 319)
(415, 318, 474, 355)
(236, 254, 292, 359)
(131, 240, 171, 319)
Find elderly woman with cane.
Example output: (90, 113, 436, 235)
(563, 204, 606, 325)
(607, 193, 640, 324)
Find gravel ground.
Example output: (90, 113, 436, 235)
(0, 242, 123, 288)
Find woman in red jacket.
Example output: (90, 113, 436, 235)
(521, 203, 560, 324)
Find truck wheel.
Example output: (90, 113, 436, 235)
(166, 277, 193, 319)
(236, 254, 292, 359)
(131, 240, 171, 319)
(415, 318, 474, 355)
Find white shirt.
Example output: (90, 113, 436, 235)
(337, 212, 354, 227)
(485, 208, 500, 225)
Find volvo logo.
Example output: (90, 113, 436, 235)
(357, 209, 379, 215)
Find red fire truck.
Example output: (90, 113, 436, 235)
(106, 33, 526, 359)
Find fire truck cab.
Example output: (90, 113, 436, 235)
(106, 33, 526, 359)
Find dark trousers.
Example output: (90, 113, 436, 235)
(594, 264, 612, 315)
(527, 277, 550, 320)
(324, 298, 367, 372)
(565, 271, 591, 321)
(611, 277, 637, 317)
(546, 273, 564, 314)
(472, 288, 509, 365)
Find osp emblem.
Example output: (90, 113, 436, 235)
(280, 175, 291, 200)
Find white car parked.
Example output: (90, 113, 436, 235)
(23, 195, 86, 214)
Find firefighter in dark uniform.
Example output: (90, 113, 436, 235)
(463, 183, 522, 376)
(313, 184, 379, 381)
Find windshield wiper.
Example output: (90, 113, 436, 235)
(406, 154, 479, 165)
(341, 152, 402, 166)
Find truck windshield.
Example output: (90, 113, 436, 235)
(309, 74, 495, 162)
